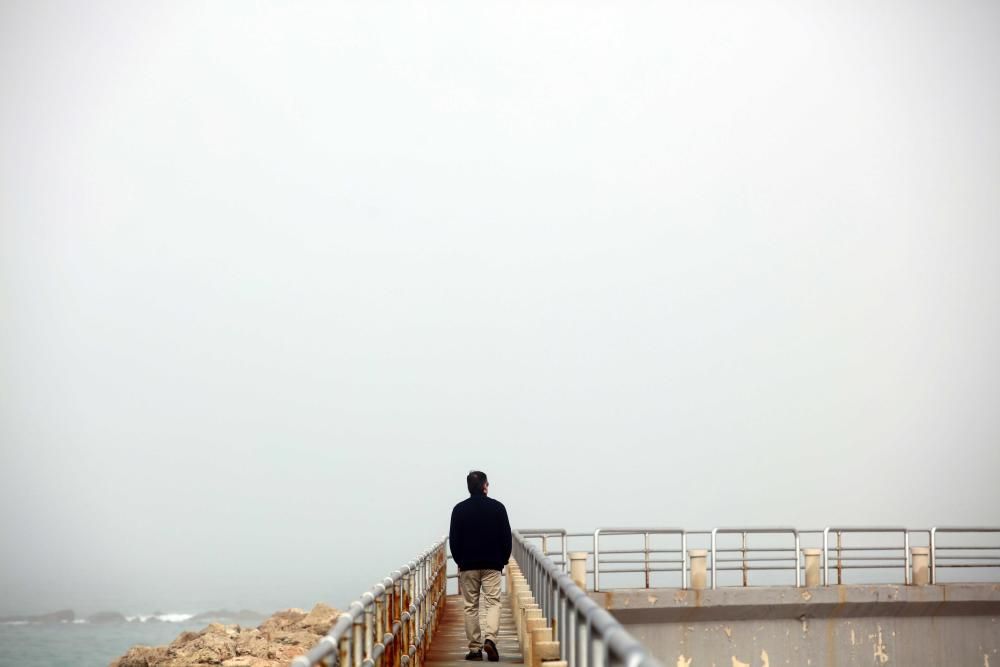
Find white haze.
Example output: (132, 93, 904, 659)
(1, 1, 999, 616)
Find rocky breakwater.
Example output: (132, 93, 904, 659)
(110, 603, 340, 667)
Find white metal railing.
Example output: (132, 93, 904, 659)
(519, 526, 1000, 591)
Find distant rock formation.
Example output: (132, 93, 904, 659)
(0, 610, 74, 624)
(110, 602, 340, 667)
(88, 611, 129, 624)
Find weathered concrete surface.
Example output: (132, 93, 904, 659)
(593, 584, 1000, 666)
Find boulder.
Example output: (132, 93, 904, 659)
(110, 645, 169, 667)
(299, 603, 339, 635)
(257, 609, 306, 635)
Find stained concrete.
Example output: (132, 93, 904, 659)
(593, 584, 1000, 666)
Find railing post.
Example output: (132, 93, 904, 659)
(710, 529, 718, 590)
(930, 527, 937, 584)
(393, 576, 403, 667)
(407, 565, 416, 667)
(836, 531, 843, 585)
(823, 528, 830, 586)
(339, 633, 351, 667)
(794, 531, 801, 588)
(904, 531, 911, 585)
(644, 532, 651, 588)
(593, 530, 602, 592)
(591, 634, 605, 667)
(741, 531, 748, 587)
(681, 532, 688, 590)
(364, 597, 375, 667)
(575, 612, 588, 667)
(375, 589, 386, 667)
(353, 609, 364, 667)
(558, 593, 568, 660)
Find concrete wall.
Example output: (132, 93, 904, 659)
(593, 584, 1000, 667)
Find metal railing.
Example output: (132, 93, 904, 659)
(513, 529, 665, 667)
(712, 528, 801, 588)
(593, 528, 686, 591)
(293, 539, 448, 667)
(931, 527, 1000, 584)
(822, 527, 912, 585)
(519, 526, 1000, 591)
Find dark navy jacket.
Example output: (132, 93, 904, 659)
(449, 494, 512, 572)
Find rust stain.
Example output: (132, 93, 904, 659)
(825, 617, 836, 667)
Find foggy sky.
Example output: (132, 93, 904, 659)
(2, 1, 999, 616)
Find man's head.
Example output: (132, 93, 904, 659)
(467, 470, 489, 496)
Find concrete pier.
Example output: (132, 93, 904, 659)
(593, 583, 1000, 666)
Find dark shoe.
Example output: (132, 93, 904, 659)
(484, 639, 499, 662)
(465, 650, 483, 661)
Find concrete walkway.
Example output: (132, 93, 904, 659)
(425, 594, 523, 667)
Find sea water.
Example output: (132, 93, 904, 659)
(0, 616, 262, 667)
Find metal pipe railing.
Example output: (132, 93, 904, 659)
(547, 526, 1000, 591)
(930, 527, 1000, 584)
(513, 530, 665, 667)
(711, 528, 800, 589)
(822, 527, 910, 585)
(594, 528, 686, 592)
(293, 538, 448, 667)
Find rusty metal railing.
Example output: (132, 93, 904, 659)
(292, 538, 448, 667)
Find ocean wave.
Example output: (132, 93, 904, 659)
(124, 613, 195, 623)
(155, 613, 194, 623)
(0, 621, 30, 626)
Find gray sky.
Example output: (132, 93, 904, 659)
(2, 0, 999, 616)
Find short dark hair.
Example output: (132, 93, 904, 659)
(467, 470, 488, 495)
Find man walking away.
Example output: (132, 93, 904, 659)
(449, 470, 512, 662)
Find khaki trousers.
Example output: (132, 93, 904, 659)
(459, 569, 502, 650)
